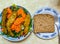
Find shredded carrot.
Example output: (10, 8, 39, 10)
(7, 8, 12, 14)
(17, 8, 23, 15)
(11, 8, 27, 32)
(7, 14, 12, 18)
(14, 17, 24, 25)
(7, 8, 12, 18)
(11, 24, 16, 30)
(11, 24, 21, 33)
(11, 18, 24, 31)
(15, 25, 21, 33)
(17, 8, 26, 18)
(22, 13, 26, 18)
(20, 31, 24, 36)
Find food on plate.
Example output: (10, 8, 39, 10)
(34, 14, 55, 33)
(24, 14, 31, 26)
(2, 9, 8, 34)
(24, 14, 31, 35)
(11, 8, 26, 33)
(1, 5, 32, 37)
(6, 11, 17, 36)
(7, 8, 12, 18)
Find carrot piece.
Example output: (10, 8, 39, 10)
(7, 8, 12, 14)
(11, 24, 21, 32)
(7, 8, 12, 18)
(11, 24, 16, 30)
(22, 13, 26, 18)
(11, 8, 26, 32)
(11, 24, 15, 29)
(17, 8, 26, 18)
(17, 8, 23, 15)
(7, 14, 12, 18)
(14, 17, 24, 25)
(15, 25, 21, 33)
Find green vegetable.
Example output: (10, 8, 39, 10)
(0, 21, 2, 25)
(23, 8, 28, 14)
(6, 11, 17, 36)
(2, 9, 8, 34)
(29, 18, 32, 32)
(11, 4, 20, 11)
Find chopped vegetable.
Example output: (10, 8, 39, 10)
(23, 8, 28, 14)
(7, 8, 12, 14)
(15, 25, 21, 33)
(23, 13, 31, 35)
(24, 13, 31, 26)
(2, 9, 7, 34)
(11, 17, 24, 33)
(24, 27, 29, 35)
(29, 19, 32, 32)
(14, 17, 24, 25)
(6, 11, 17, 36)
(10, 4, 20, 11)
(21, 25, 24, 30)
(7, 8, 12, 18)
(0, 21, 2, 25)
(17, 8, 26, 18)
(20, 31, 24, 36)
(2, 5, 31, 38)
(11, 24, 16, 30)
(11, 8, 26, 31)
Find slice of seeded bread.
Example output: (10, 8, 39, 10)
(34, 14, 55, 33)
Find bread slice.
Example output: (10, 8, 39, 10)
(34, 14, 55, 33)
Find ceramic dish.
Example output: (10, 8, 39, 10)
(33, 7, 59, 39)
(0, 5, 32, 41)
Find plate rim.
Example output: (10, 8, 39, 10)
(32, 7, 59, 40)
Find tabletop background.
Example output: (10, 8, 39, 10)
(0, 0, 60, 44)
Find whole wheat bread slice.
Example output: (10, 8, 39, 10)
(34, 14, 55, 33)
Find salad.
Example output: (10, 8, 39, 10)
(1, 4, 32, 38)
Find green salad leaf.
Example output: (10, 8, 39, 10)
(23, 8, 29, 14)
(11, 4, 20, 11)
(29, 18, 32, 32)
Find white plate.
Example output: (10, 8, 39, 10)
(33, 7, 59, 39)
(2, 32, 31, 41)
(0, 6, 32, 41)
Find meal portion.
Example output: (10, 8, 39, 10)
(34, 14, 55, 33)
(2, 5, 31, 37)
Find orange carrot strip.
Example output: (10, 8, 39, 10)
(17, 8, 26, 18)
(15, 25, 21, 33)
(7, 8, 12, 18)
(11, 24, 16, 30)
(11, 8, 26, 32)
(17, 8, 23, 15)
(22, 13, 26, 18)
(7, 14, 12, 18)
(7, 8, 12, 14)
(14, 17, 24, 25)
